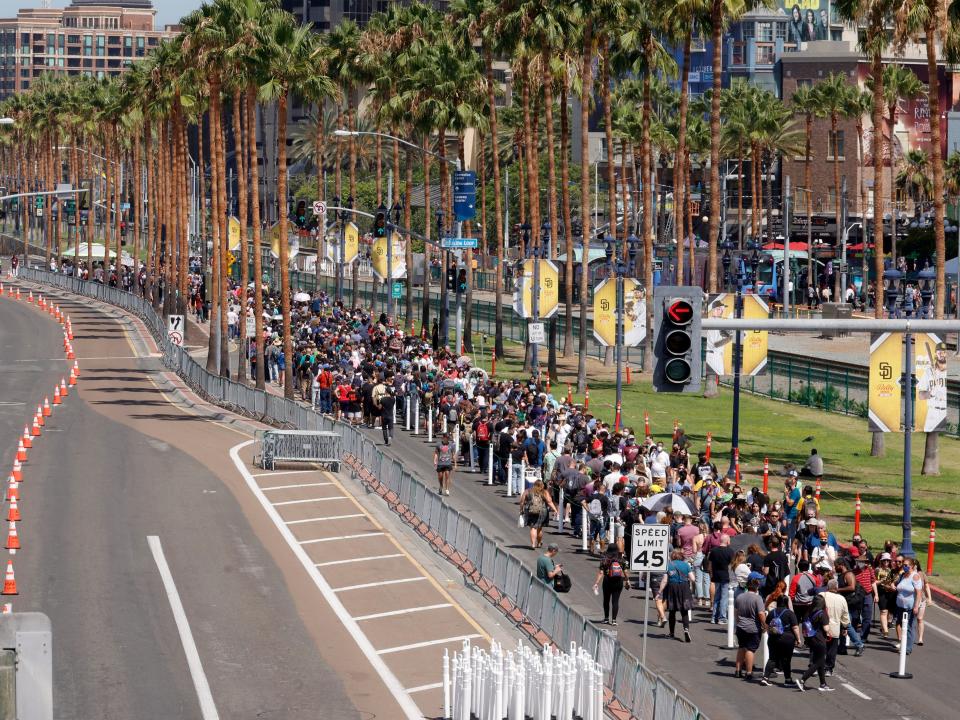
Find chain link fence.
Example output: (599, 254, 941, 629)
(20, 266, 708, 720)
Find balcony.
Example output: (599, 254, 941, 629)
(729, 39, 799, 70)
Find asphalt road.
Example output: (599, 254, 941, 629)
(0, 287, 385, 719)
(356, 415, 960, 720)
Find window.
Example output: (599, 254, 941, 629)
(67, 35, 80, 44)
(828, 130, 845, 159)
(796, 78, 812, 88)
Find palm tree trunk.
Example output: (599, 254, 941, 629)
(314, 103, 325, 291)
(889, 101, 898, 269)
(348, 97, 358, 310)
(216, 95, 230, 378)
(641, 40, 655, 371)
(485, 46, 505, 360)
(737, 147, 744, 254)
(404, 142, 414, 334)
(832, 113, 842, 301)
(422, 145, 432, 336)
(577, 21, 595, 393)
(376, 133, 383, 205)
(132, 126, 142, 295)
(686, 148, 695, 282)
(544, 66, 559, 380)
(601, 42, 617, 246)
(277, 91, 294, 399)
(750, 144, 760, 241)
(871, 54, 885, 319)
(234, 92, 249, 382)
(248, 88, 265, 390)
(707, 2, 723, 292)
(145, 123, 155, 302)
(857, 116, 868, 309)
(805, 114, 814, 288)
(206, 107, 221, 373)
(177, 109, 190, 317)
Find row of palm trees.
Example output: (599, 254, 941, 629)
(1, 0, 959, 405)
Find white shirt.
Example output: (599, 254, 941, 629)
(650, 450, 670, 478)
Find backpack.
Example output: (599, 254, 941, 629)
(564, 473, 581, 495)
(476, 422, 490, 442)
(553, 572, 572, 593)
(768, 608, 785, 636)
(802, 610, 822, 639)
(792, 573, 815, 605)
(437, 444, 453, 467)
(572, 429, 588, 449)
(607, 559, 625, 579)
(527, 491, 545, 516)
(587, 496, 604, 519)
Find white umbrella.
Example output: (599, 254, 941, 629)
(640, 493, 696, 515)
(293, 291, 310, 302)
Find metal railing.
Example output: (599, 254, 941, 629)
(20, 265, 707, 720)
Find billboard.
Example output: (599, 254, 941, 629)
(915, 334, 948, 433)
(780, 1, 831, 44)
(592, 279, 647, 348)
(704, 294, 769, 376)
(868, 332, 902, 432)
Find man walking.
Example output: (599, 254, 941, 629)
(378, 386, 396, 446)
(734, 577, 767, 681)
(707, 534, 734, 624)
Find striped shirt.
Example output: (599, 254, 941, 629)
(855, 565, 876, 595)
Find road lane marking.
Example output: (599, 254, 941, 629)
(229, 440, 423, 719)
(286, 514, 365, 524)
(262, 482, 333, 491)
(272, 496, 347, 506)
(251, 470, 316, 478)
(405, 682, 443, 694)
(315, 554, 404, 567)
(925, 621, 960, 644)
(299, 532, 385, 545)
(147, 536, 220, 720)
(333, 577, 428, 593)
(842, 683, 871, 700)
(377, 634, 481, 656)
(354, 604, 453, 622)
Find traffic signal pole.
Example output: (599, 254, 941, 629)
(727, 285, 743, 480)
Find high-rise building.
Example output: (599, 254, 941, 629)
(0, 0, 177, 100)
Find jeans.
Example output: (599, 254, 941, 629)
(268, 360, 279, 382)
(477, 444, 489, 474)
(693, 552, 710, 600)
(382, 414, 394, 444)
(713, 581, 730, 623)
(896, 608, 917, 653)
(318, 388, 332, 413)
(850, 599, 874, 642)
(510, 461, 523, 495)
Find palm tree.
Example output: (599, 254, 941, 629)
(844, 87, 872, 308)
(791, 84, 822, 288)
(897, 149, 932, 205)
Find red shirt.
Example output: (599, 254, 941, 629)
(855, 565, 876, 594)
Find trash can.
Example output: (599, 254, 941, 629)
(820, 303, 852, 338)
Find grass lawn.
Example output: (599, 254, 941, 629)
(464, 334, 960, 595)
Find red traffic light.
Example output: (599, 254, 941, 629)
(667, 299, 694, 325)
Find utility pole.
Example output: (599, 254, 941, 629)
(783, 176, 791, 316)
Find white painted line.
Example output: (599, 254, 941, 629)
(315, 554, 404, 567)
(262, 482, 333, 491)
(229, 441, 423, 719)
(272, 496, 347, 506)
(286, 514, 365, 524)
(147, 536, 220, 720)
(334, 577, 428, 593)
(251, 469, 316, 478)
(355, 603, 453, 622)
(405, 682, 443, 694)
(842, 683, 871, 700)
(300, 532, 385, 545)
(377, 634, 481, 656)
(925, 621, 960, 644)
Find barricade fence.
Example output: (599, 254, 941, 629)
(19, 266, 708, 720)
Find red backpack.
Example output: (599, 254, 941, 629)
(476, 421, 490, 442)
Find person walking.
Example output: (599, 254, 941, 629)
(692, 521, 710, 608)
(378, 386, 396, 446)
(916, 567, 933, 646)
(823, 578, 853, 674)
(895, 557, 923, 654)
(706, 534, 734, 624)
(519, 479, 558, 550)
(876, 553, 899, 638)
(759, 594, 801, 687)
(734, 577, 767, 681)
(659, 550, 695, 641)
(593, 544, 630, 626)
(434, 432, 456, 496)
(796, 594, 832, 692)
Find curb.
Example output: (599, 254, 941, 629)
(931, 585, 960, 613)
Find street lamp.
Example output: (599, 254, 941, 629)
(333, 129, 461, 171)
(604, 233, 642, 430)
(840, 221, 862, 303)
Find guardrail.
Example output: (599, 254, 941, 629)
(19, 265, 708, 720)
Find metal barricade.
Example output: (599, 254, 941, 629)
(256, 429, 340, 471)
(654, 677, 679, 720)
(633, 666, 659, 720)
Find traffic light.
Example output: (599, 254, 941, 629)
(457, 268, 467, 293)
(294, 199, 307, 228)
(652, 286, 703, 393)
(373, 205, 387, 238)
(446, 266, 456, 291)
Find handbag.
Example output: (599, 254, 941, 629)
(554, 571, 572, 593)
(518, 513, 526, 528)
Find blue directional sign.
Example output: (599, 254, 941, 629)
(441, 237, 479, 249)
(453, 170, 477, 222)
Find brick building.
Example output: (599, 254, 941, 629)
(0, 1, 176, 100)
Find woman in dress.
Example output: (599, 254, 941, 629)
(659, 550, 695, 641)
(519, 479, 558, 550)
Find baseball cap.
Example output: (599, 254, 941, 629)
(817, 520, 827, 528)
(788, 469, 798, 477)
(849, 546, 860, 558)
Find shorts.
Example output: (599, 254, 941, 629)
(736, 629, 761, 652)
(878, 589, 897, 612)
(436, 464, 452, 473)
(525, 512, 546, 529)
(615, 521, 625, 540)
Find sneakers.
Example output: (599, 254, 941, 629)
(684, 629, 691, 643)
(795, 679, 806, 692)
(610, 620, 618, 627)
(854, 645, 865, 657)
(818, 685, 834, 693)
(743, 674, 754, 682)
(758, 677, 771, 687)
(825, 670, 833, 677)
(735, 670, 743, 679)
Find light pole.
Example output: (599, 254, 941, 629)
(604, 233, 642, 431)
(840, 221, 862, 302)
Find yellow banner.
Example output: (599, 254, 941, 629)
(592, 278, 647, 347)
(370, 231, 407, 280)
(704, 294, 769, 376)
(512, 259, 560, 319)
(869, 332, 903, 433)
(269, 222, 282, 258)
(326, 222, 359, 265)
(915, 333, 948, 433)
(228, 216, 241, 251)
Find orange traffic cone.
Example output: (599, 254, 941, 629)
(60, 378, 68, 397)
(73, 360, 80, 378)
(30, 418, 40, 437)
(66, 344, 74, 360)
(7, 499, 20, 523)
(35, 407, 44, 427)
(52, 388, 61, 406)
(48, 302, 54, 316)
(6, 481, 18, 503)
(11, 460, 21, 482)
(27, 291, 33, 304)
(15, 440, 26, 463)
(5, 523, 19, 552)
(44, 397, 52, 415)
(15, 288, 20, 300)
(0, 282, 4, 295)
(2, 560, 17, 595)
(69, 368, 77, 386)
(21, 427, 31, 450)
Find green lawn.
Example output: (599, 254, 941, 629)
(466, 338, 960, 594)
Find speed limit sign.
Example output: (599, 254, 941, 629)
(312, 200, 326, 215)
(630, 524, 670, 572)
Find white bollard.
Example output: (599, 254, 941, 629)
(891, 610, 914, 679)
(726, 585, 736, 649)
(520, 459, 527, 493)
(414, 396, 420, 435)
(443, 415, 448, 434)
(557, 489, 565, 533)
(405, 398, 411, 430)
(760, 631, 769, 672)
(392, 402, 396, 427)
(507, 455, 513, 497)
(453, 424, 460, 462)
(607, 516, 615, 545)
(443, 649, 451, 719)
(428, 406, 433, 442)
(582, 512, 588, 552)
(487, 444, 494, 485)
(469, 435, 475, 472)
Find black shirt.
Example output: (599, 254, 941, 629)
(763, 550, 790, 589)
(707, 546, 734, 583)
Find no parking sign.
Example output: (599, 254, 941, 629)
(167, 314, 184, 347)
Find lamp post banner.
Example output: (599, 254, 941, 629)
(511, 259, 559, 319)
(371, 231, 406, 281)
(592, 278, 647, 347)
(325, 221, 359, 265)
(704, 294, 769, 376)
(869, 332, 903, 433)
(915, 333, 948, 432)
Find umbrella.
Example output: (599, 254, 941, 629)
(293, 291, 310, 302)
(640, 493, 696, 515)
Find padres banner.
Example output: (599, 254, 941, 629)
(512, 259, 560, 319)
(592, 279, 647, 347)
(371, 231, 407, 280)
(868, 333, 902, 432)
(326, 222, 360, 265)
(228, 216, 241, 251)
(704, 294, 769, 376)
(915, 333, 948, 432)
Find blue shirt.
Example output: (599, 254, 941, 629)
(667, 560, 692, 583)
(784, 487, 801, 520)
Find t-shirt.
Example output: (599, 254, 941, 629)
(707, 546, 734, 583)
(734, 591, 766, 633)
(896, 571, 922, 610)
(536, 555, 556, 582)
(767, 607, 798, 644)
(667, 560, 692, 583)
(676, 524, 700, 558)
(762, 550, 790, 589)
(784, 487, 802, 521)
